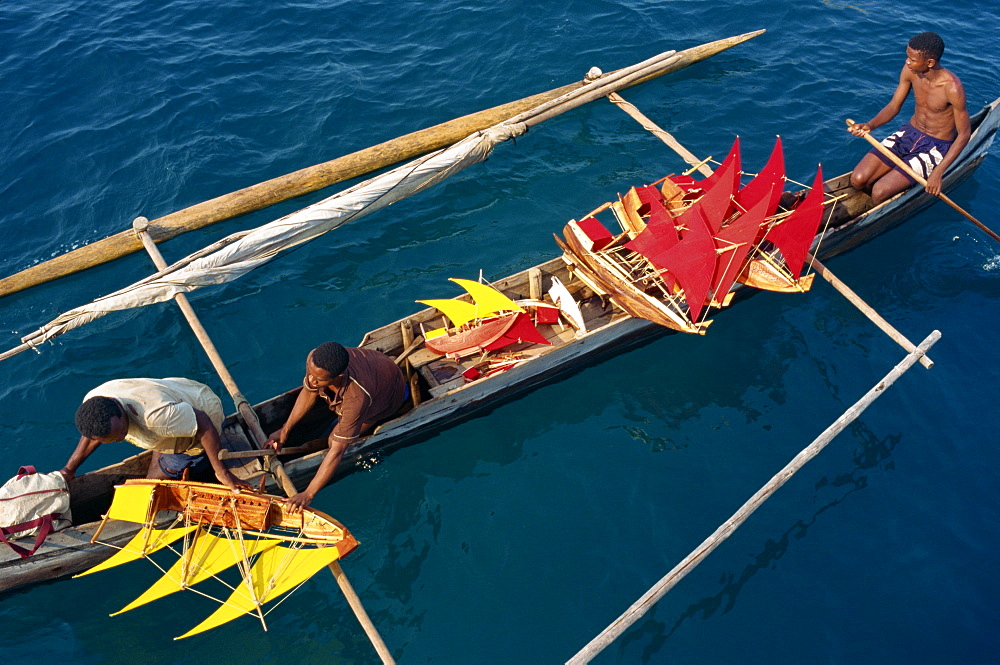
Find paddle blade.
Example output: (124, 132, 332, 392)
(175, 545, 343, 640)
(74, 525, 198, 578)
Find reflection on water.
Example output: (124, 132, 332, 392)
(616, 420, 901, 661)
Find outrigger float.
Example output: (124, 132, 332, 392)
(1, 30, 998, 655)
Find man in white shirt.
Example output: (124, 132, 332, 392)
(60, 377, 250, 491)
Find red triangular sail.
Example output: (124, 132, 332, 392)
(483, 312, 550, 350)
(647, 206, 717, 323)
(764, 167, 826, 280)
(734, 136, 785, 219)
(644, 195, 677, 231)
(700, 137, 741, 194)
(711, 190, 772, 300)
(666, 137, 741, 198)
(623, 204, 679, 258)
(691, 152, 740, 233)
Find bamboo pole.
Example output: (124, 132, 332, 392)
(0, 50, 693, 364)
(807, 255, 932, 368)
(607, 93, 713, 177)
(567, 330, 941, 664)
(846, 119, 1000, 243)
(132, 217, 396, 665)
(216, 444, 315, 459)
(0, 31, 765, 300)
(609, 98, 932, 367)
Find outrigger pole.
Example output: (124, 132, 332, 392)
(132, 217, 397, 665)
(0, 30, 765, 300)
(566, 330, 941, 664)
(608, 94, 934, 368)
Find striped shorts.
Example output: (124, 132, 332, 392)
(870, 123, 954, 184)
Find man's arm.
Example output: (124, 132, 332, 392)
(60, 436, 103, 482)
(283, 434, 349, 513)
(265, 384, 319, 451)
(925, 80, 970, 196)
(848, 65, 912, 136)
(283, 388, 368, 512)
(193, 408, 252, 491)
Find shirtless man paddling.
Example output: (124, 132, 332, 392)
(848, 32, 970, 204)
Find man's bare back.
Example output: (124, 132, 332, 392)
(848, 32, 970, 204)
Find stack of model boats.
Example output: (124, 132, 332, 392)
(557, 137, 831, 333)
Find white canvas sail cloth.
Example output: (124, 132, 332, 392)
(15, 123, 526, 350)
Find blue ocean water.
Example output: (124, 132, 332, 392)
(2, 0, 999, 662)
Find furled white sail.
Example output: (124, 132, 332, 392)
(16, 123, 525, 350)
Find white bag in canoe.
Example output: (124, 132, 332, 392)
(0, 466, 72, 558)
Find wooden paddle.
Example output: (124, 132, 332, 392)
(133, 217, 396, 665)
(846, 118, 1000, 243)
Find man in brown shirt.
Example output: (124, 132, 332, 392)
(266, 341, 407, 511)
(848, 31, 970, 204)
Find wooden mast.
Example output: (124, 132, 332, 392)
(0, 31, 765, 299)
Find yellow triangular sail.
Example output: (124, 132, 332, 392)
(74, 525, 198, 577)
(175, 545, 343, 640)
(451, 278, 524, 315)
(105, 483, 157, 524)
(79, 480, 359, 639)
(113, 529, 279, 615)
(417, 278, 524, 328)
(415, 298, 480, 328)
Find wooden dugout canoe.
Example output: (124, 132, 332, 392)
(2, 96, 998, 595)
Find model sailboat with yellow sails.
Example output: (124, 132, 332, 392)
(76, 479, 358, 640)
(417, 277, 552, 358)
